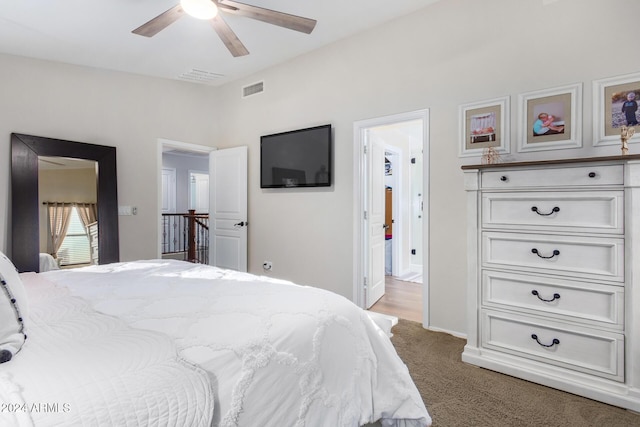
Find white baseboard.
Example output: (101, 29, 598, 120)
(426, 325, 467, 339)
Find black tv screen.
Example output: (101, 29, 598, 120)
(260, 124, 332, 188)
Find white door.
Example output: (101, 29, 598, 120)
(366, 134, 386, 308)
(189, 172, 209, 213)
(161, 168, 176, 213)
(210, 146, 248, 272)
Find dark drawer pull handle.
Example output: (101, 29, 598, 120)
(531, 290, 561, 302)
(531, 248, 560, 259)
(588, 172, 596, 178)
(531, 206, 560, 216)
(531, 334, 560, 348)
(500, 175, 508, 182)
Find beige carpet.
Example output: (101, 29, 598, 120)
(391, 319, 640, 427)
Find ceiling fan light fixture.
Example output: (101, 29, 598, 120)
(181, 0, 218, 20)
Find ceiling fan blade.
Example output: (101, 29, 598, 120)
(132, 4, 184, 37)
(217, 0, 317, 34)
(210, 14, 249, 57)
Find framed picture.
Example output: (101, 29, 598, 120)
(459, 96, 510, 157)
(517, 83, 582, 152)
(593, 72, 640, 147)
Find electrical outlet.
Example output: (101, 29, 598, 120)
(263, 261, 273, 271)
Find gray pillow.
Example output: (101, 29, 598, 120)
(0, 251, 28, 363)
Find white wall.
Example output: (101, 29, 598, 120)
(2, 0, 640, 336)
(0, 54, 220, 262)
(212, 0, 640, 335)
(38, 167, 97, 251)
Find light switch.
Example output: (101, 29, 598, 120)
(118, 206, 133, 216)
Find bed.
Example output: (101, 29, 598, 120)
(38, 253, 60, 272)
(0, 256, 431, 426)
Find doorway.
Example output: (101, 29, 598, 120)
(158, 140, 212, 262)
(353, 109, 429, 326)
(156, 139, 249, 272)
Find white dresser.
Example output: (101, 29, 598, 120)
(462, 156, 640, 412)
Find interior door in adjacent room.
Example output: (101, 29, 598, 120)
(210, 146, 248, 272)
(189, 171, 209, 213)
(161, 168, 176, 213)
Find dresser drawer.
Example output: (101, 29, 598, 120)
(481, 310, 624, 381)
(481, 165, 623, 189)
(482, 232, 624, 282)
(482, 191, 624, 234)
(482, 270, 624, 328)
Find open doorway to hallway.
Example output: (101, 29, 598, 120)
(353, 109, 429, 326)
(159, 140, 212, 264)
(370, 144, 423, 323)
(157, 139, 249, 272)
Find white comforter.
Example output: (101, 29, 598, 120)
(0, 272, 214, 427)
(43, 260, 431, 427)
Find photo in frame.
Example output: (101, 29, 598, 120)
(459, 96, 510, 157)
(517, 83, 582, 152)
(593, 72, 640, 147)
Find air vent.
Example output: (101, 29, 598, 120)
(178, 69, 224, 84)
(242, 81, 264, 98)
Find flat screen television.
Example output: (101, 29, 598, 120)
(260, 124, 332, 188)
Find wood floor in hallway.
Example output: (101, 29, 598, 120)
(369, 276, 422, 323)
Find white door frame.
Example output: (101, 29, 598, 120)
(157, 138, 216, 258)
(353, 109, 430, 327)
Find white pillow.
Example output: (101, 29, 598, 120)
(0, 251, 28, 363)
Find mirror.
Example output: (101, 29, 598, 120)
(38, 156, 98, 268)
(11, 133, 119, 272)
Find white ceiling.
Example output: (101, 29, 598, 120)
(0, 0, 441, 86)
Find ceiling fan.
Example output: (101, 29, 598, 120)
(132, 0, 317, 57)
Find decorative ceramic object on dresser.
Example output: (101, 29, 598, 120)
(621, 125, 635, 155)
(462, 155, 640, 412)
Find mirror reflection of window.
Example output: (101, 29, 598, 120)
(38, 156, 98, 269)
(56, 207, 91, 266)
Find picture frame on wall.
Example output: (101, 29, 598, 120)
(517, 83, 582, 153)
(593, 72, 640, 147)
(458, 96, 510, 158)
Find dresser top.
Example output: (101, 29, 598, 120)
(461, 154, 640, 170)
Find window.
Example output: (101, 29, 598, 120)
(58, 207, 91, 266)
